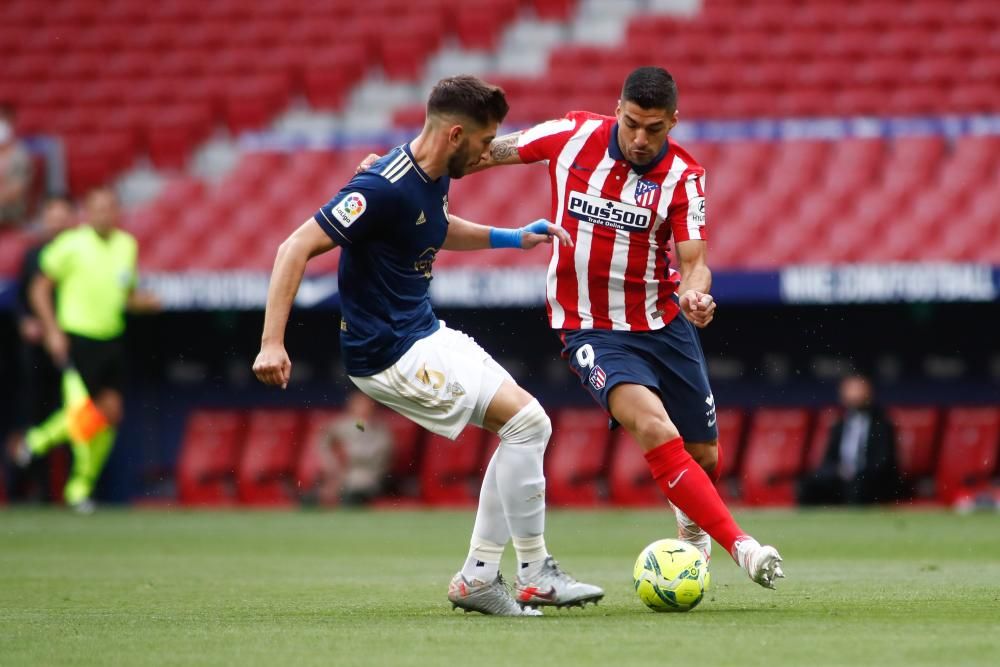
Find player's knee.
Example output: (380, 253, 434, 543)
(95, 392, 123, 426)
(687, 441, 718, 474)
(631, 412, 677, 449)
(498, 399, 551, 449)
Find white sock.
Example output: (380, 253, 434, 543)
(515, 536, 548, 580)
(463, 450, 508, 582)
(495, 400, 550, 566)
(673, 503, 712, 561)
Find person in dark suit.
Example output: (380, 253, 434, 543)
(799, 374, 902, 505)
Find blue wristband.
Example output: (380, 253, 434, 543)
(488, 220, 552, 249)
(488, 227, 523, 249)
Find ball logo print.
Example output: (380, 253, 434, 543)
(334, 192, 367, 227)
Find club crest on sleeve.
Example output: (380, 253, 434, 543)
(589, 365, 607, 390)
(635, 179, 661, 207)
(334, 192, 367, 227)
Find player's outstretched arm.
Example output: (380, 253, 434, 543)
(464, 131, 525, 174)
(443, 215, 571, 251)
(354, 132, 526, 175)
(676, 239, 716, 329)
(253, 220, 336, 388)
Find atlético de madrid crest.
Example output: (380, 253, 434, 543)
(635, 179, 660, 207)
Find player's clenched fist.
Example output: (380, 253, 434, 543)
(253, 343, 292, 389)
(679, 290, 716, 328)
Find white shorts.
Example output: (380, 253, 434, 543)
(349, 323, 514, 440)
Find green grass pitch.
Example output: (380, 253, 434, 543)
(2, 508, 999, 666)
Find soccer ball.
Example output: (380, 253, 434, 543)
(633, 539, 707, 612)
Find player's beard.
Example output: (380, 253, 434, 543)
(446, 138, 473, 179)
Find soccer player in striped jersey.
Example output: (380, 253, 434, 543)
(253, 76, 603, 615)
(482, 66, 783, 589)
(358, 67, 784, 588)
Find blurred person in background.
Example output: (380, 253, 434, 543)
(0, 104, 32, 228)
(11, 187, 160, 512)
(311, 391, 394, 507)
(4, 196, 76, 500)
(798, 373, 903, 506)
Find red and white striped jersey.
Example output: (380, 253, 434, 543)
(516, 111, 707, 332)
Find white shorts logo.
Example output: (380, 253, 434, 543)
(334, 192, 367, 227)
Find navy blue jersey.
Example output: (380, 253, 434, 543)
(314, 144, 450, 376)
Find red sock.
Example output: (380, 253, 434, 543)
(645, 437, 748, 559)
(710, 440, 723, 483)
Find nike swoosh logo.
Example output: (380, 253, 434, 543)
(571, 162, 593, 172)
(519, 586, 557, 601)
(668, 469, 688, 489)
(707, 417, 717, 427)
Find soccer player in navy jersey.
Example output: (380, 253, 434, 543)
(360, 67, 784, 590)
(253, 76, 603, 615)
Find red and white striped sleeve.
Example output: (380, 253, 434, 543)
(515, 112, 586, 164)
(667, 167, 707, 243)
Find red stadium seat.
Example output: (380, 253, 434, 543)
(237, 410, 304, 506)
(545, 408, 611, 507)
(887, 406, 941, 481)
(806, 407, 841, 471)
(714, 407, 746, 500)
(177, 410, 246, 506)
(380, 409, 425, 495)
(608, 430, 661, 506)
(935, 407, 1000, 504)
(741, 408, 811, 506)
(296, 409, 341, 503)
(420, 428, 486, 506)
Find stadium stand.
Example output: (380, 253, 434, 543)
(545, 408, 611, 507)
(236, 409, 303, 506)
(0, 0, 999, 276)
(171, 402, 1000, 508)
(176, 409, 245, 506)
(418, 427, 486, 506)
(740, 408, 811, 506)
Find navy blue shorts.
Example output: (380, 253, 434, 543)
(560, 314, 718, 443)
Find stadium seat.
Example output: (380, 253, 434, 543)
(545, 408, 611, 507)
(935, 407, 1000, 504)
(380, 410, 425, 496)
(714, 407, 746, 500)
(177, 410, 246, 506)
(419, 427, 486, 506)
(805, 407, 840, 472)
(888, 406, 941, 496)
(295, 409, 341, 503)
(741, 408, 811, 506)
(608, 430, 661, 506)
(237, 410, 304, 506)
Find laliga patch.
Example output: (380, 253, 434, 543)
(589, 365, 607, 390)
(334, 192, 367, 227)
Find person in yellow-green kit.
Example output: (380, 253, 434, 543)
(12, 187, 159, 513)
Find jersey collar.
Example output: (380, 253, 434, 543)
(608, 122, 670, 175)
(402, 142, 431, 182)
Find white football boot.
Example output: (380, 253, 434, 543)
(448, 572, 542, 616)
(734, 538, 785, 589)
(515, 556, 604, 609)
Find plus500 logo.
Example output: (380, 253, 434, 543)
(567, 192, 651, 231)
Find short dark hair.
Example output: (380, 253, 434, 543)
(427, 76, 509, 127)
(621, 67, 678, 112)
